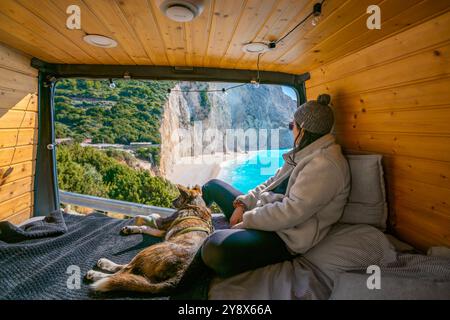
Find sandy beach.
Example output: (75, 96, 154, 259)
(165, 152, 249, 186)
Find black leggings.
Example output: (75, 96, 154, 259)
(201, 179, 293, 277)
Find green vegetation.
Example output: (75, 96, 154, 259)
(54, 79, 178, 208)
(57, 144, 177, 207)
(135, 146, 160, 165)
(54, 79, 175, 144)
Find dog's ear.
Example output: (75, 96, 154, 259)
(176, 184, 190, 197)
(192, 185, 202, 195)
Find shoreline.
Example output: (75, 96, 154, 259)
(164, 151, 249, 186)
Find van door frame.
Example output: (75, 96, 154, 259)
(31, 58, 310, 217)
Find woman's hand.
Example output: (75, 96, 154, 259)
(231, 222, 244, 229)
(229, 206, 245, 226)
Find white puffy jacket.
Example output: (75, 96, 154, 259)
(237, 134, 350, 254)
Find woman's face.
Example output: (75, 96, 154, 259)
(292, 121, 300, 142)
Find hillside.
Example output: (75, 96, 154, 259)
(57, 143, 177, 207)
(54, 79, 175, 144)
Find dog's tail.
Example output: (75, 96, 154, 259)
(90, 272, 180, 294)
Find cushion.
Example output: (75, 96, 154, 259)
(340, 154, 388, 230)
(304, 223, 397, 283)
(329, 272, 450, 300)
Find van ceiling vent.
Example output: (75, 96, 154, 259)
(160, 0, 204, 22)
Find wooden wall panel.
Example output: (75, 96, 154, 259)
(306, 12, 450, 252)
(0, 43, 37, 224)
(0, 0, 449, 72)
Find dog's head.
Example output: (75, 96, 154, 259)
(172, 184, 206, 209)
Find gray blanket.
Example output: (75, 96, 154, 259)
(0, 212, 227, 300)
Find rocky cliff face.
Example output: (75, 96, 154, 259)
(159, 82, 297, 175)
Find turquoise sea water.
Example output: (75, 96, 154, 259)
(218, 149, 290, 193)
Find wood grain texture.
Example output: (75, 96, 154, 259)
(307, 12, 450, 251)
(2, 206, 32, 224)
(0, 0, 448, 72)
(0, 42, 37, 223)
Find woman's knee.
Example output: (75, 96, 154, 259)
(202, 179, 222, 192)
(201, 231, 233, 276)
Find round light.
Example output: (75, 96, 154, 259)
(166, 5, 195, 22)
(83, 35, 117, 48)
(160, 0, 204, 22)
(242, 42, 270, 54)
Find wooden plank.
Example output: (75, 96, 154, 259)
(0, 175, 33, 203)
(309, 0, 450, 74)
(147, 0, 187, 66)
(0, 128, 37, 148)
(51, 0, 134, 65)
(390, 202, 450, 250)
(335, 132, 450, 162)
(288, 0, 450, 74)
(0, 191, 32, 220)
(386, 174, 450, 218)
(0, 110, 37, 129)
(17, 0, 117, 65)
(344, 149, 450, 190)
(319, 76, 450, 113)
(0, 144, 36, 167)
(0, 161, 35, 186)
(335, 106, 450, 135)
(238, 0, 318, 69)
(219, 0, 278, 68)
(184, 0, 214, 66)
(203, 0, 246, 68)
(2, 206, 32, 224)
(0, 0, 98, 64)
(307, 41, 450, 98)
(383, 154, 450, 191)
(0, 92, 37, 112)
(83, 0, 152, 65)
(0, 11, 81, 64)
(308, 11, 450, 88)
(0, 67, 37, 93)
(0, 42, 36, 76)
(273, 0, 384, 71)
(394, 221, 447, 252)
(114, 0, 169, 66)
(0, 22, 65, 64)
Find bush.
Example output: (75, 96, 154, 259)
(56, 144, 177, 208)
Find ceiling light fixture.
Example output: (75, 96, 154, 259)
(160, 0, 204, 22)
(242, 42, 275, 54)
(83, 34, 117, 48)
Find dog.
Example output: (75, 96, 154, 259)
(85, 184, 213, 294)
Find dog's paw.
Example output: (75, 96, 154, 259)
(85, 270, 96, 281)
(120, 226, 131, 235)
(97, 258, 109, 270)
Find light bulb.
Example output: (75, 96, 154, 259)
(109, 79, 116, 89)
(311, 2, 322, 27)
(251, 80, 260, 88)
(311, 15, 321, 26)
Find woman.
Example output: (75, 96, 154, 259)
(201, 94, 350, 277)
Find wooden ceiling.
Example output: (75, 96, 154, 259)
(0, 0, 449, 74)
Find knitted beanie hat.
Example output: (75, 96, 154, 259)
(293, 94, 334, 135)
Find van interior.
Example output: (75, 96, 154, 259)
(0, 0, 449, 300)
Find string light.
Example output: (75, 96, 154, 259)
(311, 2, 323, 26)
(109, 78, 116, 89)
(167, 83, 248, 94)
(275, 0, 325, 45)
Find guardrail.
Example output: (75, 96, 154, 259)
(59, 190, 175, 217)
